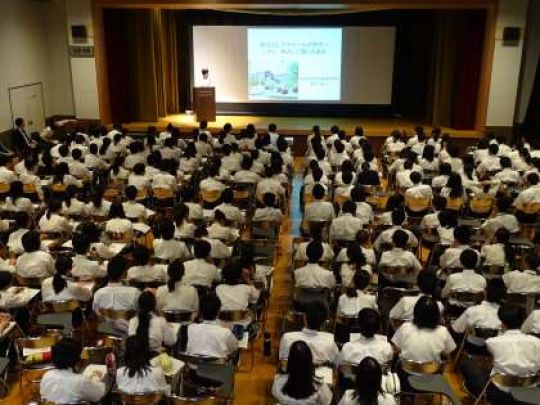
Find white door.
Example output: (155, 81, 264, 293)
(9, 83, 45, 133)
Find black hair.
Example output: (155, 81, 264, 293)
(193, 239, 211, 259)
(432, 196, 447, 211)
(346, 270, 371, 298)
(14, 211, 30, 229)
(133, 245, 150, 265)
(391, 209, 406, 225)
(342, 200, 356, 215)
(201, 294, 221, 320)
(107, 256, 128, 281)
(312, 184, 325, 200)
(221, 261, 242, 285)
(159, 219, 175, 240)
(357, 308, 381, 339)
(282, 341, 318, 400)
(392, 229, 409, 248)
(263, 192, 276, 207)
(498, 304, 526, 330)
(460, 249, 479, 269)
(417, 270, 438, 296)
(46, 199, 62, 219)
(125, 185, 138, 200)
(446, 173, 463, 199)
(410, 171, 422, 184)
(53, 255, 72, 294)
(72, 233, 90, 255)
(124, 336, 151, 378)
(0, 272, 13, 290)
(51, 338, 82, 370)
(454, 225, 471, 244)
(22, 231, 40, 253)
(135, 291, 156, 353)
(352, 357, 383, 405)
(167, 260, 185, 292)
(306, 241, 323, 263)
(9, 181, 23, 203)
(304, 301, 327, 330)
(413, 296, 440, 329)
(221, 188, 234, 203)
(486, 278, 507, 304)
(108, 202, 126, 219)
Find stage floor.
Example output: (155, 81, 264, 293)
(124, 113, 483, 139)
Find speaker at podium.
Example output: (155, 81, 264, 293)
(193, 68, 216, 122)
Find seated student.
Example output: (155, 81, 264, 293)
(174, 204, 197, 239)
(272, 341, 333, 405)
(234, 155, 261, 184)
(71, 233, 106, 280)
(200, 164, 226, 194)
(127, 246, 167, 283)
(295, 223, 334, 262)
(294, 241, 336, 290)
(330, 201, 365, 242)
(128, 291, 176, 353)
(179, 188, 203, 223)
(93, 256, 140, 331)
(405, 171, 432, 200)
(279, 302, 339, 365)
(7, 211, 34, 255)
(374, 210, 418, 252)
(378, 230, 422, 275)
(182, 239, 221, 288)
(41, 256, 92, 303)
(68, 148, 91, 179)
(116, 336, 170, 396)
(337, 271, 377, 317)
(462, 304, 540, 403)
(257, 165, 286, 199)
(15, 231, 55, 279)
(513, 172, 540, 222)
(482, 196, 520, 236)
(122, 185, 154, 221)
(86, 189, 111, 218)
(481, 228, 511, 267)
(339, 357, 397, 405)
(61, 185, 89, 217)
(76, 221, 115, 260)
(304, 184, 335, 223)
(156, 260, 199, 313)
(389, 270, 444, 323)
(38, 199, 72, 235)
(334, 170, 355, 198)
(339, 245, 373, 287)
(40, 338, 106, 404)
(194, 225, 232, 260)
(436, 210, 457, 245)
(128, 163, 150, 191)
(105, 201, 133, 237)
(109, 157, 130, 182)
(338, 308, 393, 367)
(84, 143, 109, 171)
(186, 295, 239, 358)
(432, 162, 451, 189)
(212, 188, 244, 224)
(439, 225, 479, 269)
(349, 187, 374, 226)
(335, 230, 376, 267)
(502, 253, 540, 294)
(153, 219, 191, 262)
(153, 159, 179, 192)
(392, 296, 456, 365)
(357, 161, 381, 186)
(4, 181, 34, 214)
(494, 156, 521, 185)
(216, 261, 260, 317)
(395, 160, 416, 189)
(0, 271, 31, 308)
(442, 249, 487, 310)
(208, 210, 240, 244)
(252, 192, 284, 222)
(477, 143, 502, 177)
(452, 278, 506, 356)
(304, 165, 329, 196)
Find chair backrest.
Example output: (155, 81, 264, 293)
(169, 396, 218, 405)
(449, 290, 484, 306)
(153, 187, 174, 200)
(18, 334, 61, 351)
(335, 314, 358, 327)
(176, 352, 228, 367)
(482, 265, 505, 277)
(218, 310, 249, 323)
(520, 202, 540, 215)
(23, 183, 37, 194)
(50, 183, 67, 193)
(405, 196, 431, 212)
(200, 189, 221, 203)
(14, 275, 44, 288)
(381, 266, 415, 276)
(470, 327, 499, 340)
(401, 360, 444, 375)
(0, 183, 10, 194)
(469, 197, 495, 214)
(41, 300, 80, 313)
(107, 230, 131, 243)
(119, 392, 162, 405)
(446, 197, 464, 211)
(163, 310, 195, 323)
(99, 308, 135, 321)
(491, 373, 538, 388)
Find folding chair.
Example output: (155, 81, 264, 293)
(119, 392, 162, 405)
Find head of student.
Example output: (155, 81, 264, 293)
(108, 201, 126, 219)
(282, 340, 318, 399)
(498, 303, 526, 330)
(392, 229, 409, 249)
(124, 335, 151, 378)
(460, 248, 479, 270)
(22, 230, 40, 253)
(306, 240, 323, 264)
(485, 278, 506, 304)
(107, 255, 128, 282)
(453, 225, 471, 245)
(201, 294, 221, 321)
(135, 291, 156, 350)
(221, 261, 243, 286)
(133, 245, 150, 266)
(0, 272, 13, 291)
(193, 239, 211, 260)
(391, 209, 406, 226)
(311, 184, 325, 201)
(125, 185, 138, 201)
(352, 357, 384, 404)
(72, 233, 91, 255)
(304, 301, 328, 331)
(417, 270, 438, 296)
(51, 338, 83, 370)
(413, 295, 441, 329)
(342, 200, 356, 216)
(356, 308, 381, 339)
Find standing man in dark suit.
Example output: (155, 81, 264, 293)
(12, 117, 36, 158)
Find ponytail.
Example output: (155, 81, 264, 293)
(167, 260, 184, 293)
(52, 273, 67, 294)
(135, 292, 156, 353)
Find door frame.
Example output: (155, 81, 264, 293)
(8, 82, 46, 130)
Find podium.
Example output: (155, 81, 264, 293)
(193, 87, 216, 122)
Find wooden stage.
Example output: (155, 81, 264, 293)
(125, 114, 484, 155)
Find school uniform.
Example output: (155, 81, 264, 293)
(182, 258, 221, 287)
(70, 254, 106, 280)
(86, 200, 112, 217)
(200, 177, 226, 193)
(392, 322, 456, 363)
(156, 283, 199, 313)
(116, 366, 170, 395)
(186, 320, 238, 358)
(152, 172, 178, 191)
(405, 184, 433, 199)
(481, 213, 520, 235)
(252, 207, 283, 222)
(233, 170, 260, 184)
(105, 218, 133, 235)
(295, 242, 334, 262)
(452, 301, 501, 347)
(216, 284, 260, 311)
(304, 201, 335, 222)
(279, 328, 339, 364)
(93, 282, 140, 325)
(373, 227, 418, 251)
(208, 223, 239, 244)
(294, 263, 336, 289)
(126, 264, 167, 283)
(0, 288, 32, 308)
(379, 248, 422, 272)
(0, 167, 17, 184)
(39, 213, 71, 234)
(330, 213, 364, 242)
(494, 168, 521, 184)
(389, 294, 445, 322)
(184, 202, 204, 221)
(128, 313, 176, 352)
(339, 391, 396, 405)
(271, 375, 333, 405)
(153, 239, 191, 262)
(4, 197, 34, 214)
(41, 278, 92, 302)
(502, 270, 540, 294)
(480, 243, 506, 266)
(522, 310, 540, 335)
(7, 228, 29, 255)
(336, 291, 377, 316)
(441, 269, 487, 306)
(338, 334, 394, 367)
(84, 154, 108, 170)
(15, 250, 55, 278)
(174, 222, 197, 239)
(213, 203, 244, 223)
(40, 369, 106, 404)
(439, 246, 480, 269)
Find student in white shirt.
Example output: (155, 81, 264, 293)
(339, 357, 397, 405)
(40, 338, 106, 404)
(378, 230, 422, 286)
(234, 155, 261, 184)
(373, 210, 418, 252)
(86, 189, 111, 218)
(38, 199, 72, 235)
(451, 278, 506, 356)
(330, 201, 365, 242)
(116, 336, 170, 395)
(208, 210, 239, 244)
(212, 188, 244, 224)
(7, 211, 33, 255)
(477, 143, 502, 178)
(405, 171, 432, 201)
(105, 201, 133, 237)
(338, 244, 373, 287)
(439, 225, 478, 269)
(481, 228, 510, 267)
(123, 186, 153, 221)
(128, 291, 176, 353)
(482, 196, 520, 236)
(200, 164, 226, 194)
(68, 148, 91, 179)
(0, 271, 32, 309)
(272, 341, 333, 405)
(15, 231, 55, 279)
(85, 143, 109, 171)
(153, 219, 191, 262)
(494, 156, 521, 185)
(61, 185, 89, 218)
(442, 249, 487, 313)
(70, 234, 105, 281)
(127, 246, 167, 283)
(349, 186, 374, 225)
(461, 304, 540, 403)
(389, 270, 444, 324)
(392, 296, 456, 376)
(186, 295, 238, 358)
(216, 261, 260, 315)
(420, 196, 446, 231)
(295, 224, 334, 263)
(41, 255, 92, 303)
(502, 253, 540, 294)
(514, 172, 540, 223)
(4, 181, 34, 214)
(156, 260, 199, 313)
(337, 270, 377, 322)
(279, 302, 339, 365)
(93, 256, 140, 331)
(252, 192, 284, 222)
(304, 184, 335, 223)
(256, 165, 286, 199)
(182, 239, 221, 288)
(294, 241, 336, 290)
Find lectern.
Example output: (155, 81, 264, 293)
(193, 87, 216, 122)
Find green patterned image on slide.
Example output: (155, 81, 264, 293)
(248, 61, 299, 100)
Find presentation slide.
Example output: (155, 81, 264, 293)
(192, 26, 396, 105)
(247, 28, 342, 101)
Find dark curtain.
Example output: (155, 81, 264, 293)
(523, 55, 540, 147)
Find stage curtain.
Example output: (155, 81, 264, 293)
(523, 55, 540, 146)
